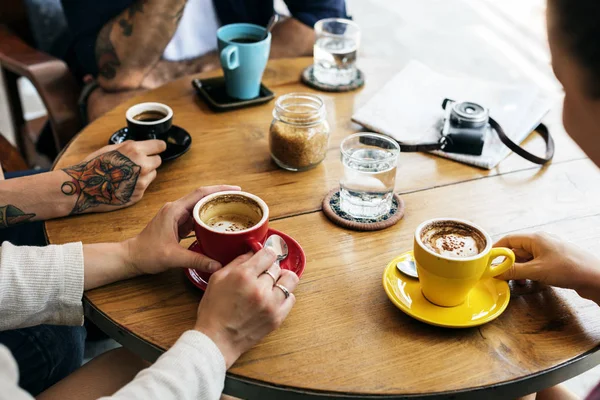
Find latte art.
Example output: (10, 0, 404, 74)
(420, 221, 487, 258)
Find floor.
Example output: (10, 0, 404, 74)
(3, 0, 600, 397)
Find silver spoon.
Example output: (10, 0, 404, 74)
(265, 234, 288, 265)
(263, 14, 280, 40)
(396, 259, 419, 279)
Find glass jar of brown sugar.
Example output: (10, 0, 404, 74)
(269, 93, 330, 171)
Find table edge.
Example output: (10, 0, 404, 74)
(84, 297, 600, 399)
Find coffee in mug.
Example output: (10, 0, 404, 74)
(230, 36, 260, 44)
(419, 220, 487, 258)
(193, 191, 269, 265)
(125, 102, 173, 140)
(199, 194, 263, 233)
(414, 218, 515, 307)
(133, 110, 168, 122)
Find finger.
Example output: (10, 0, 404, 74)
(258, 262, 282, 286)
(494, 234, 536, 254)
(142, 155, 162, 173)
(496, 260, 542, 281)
(277, 292, 296, 319)
(168, 244, 222, 273)
(514, 248, 533, 262)
(133, 139, 167, 156)
(226, 252, 254, 268)
(273, 269, 300, 301)
(177, 214, 195, 239)
(176, 185, 242, 214)
(137, 170, 157, 193)
(83, 143, 124, 161)
(243, 248, 277, 275)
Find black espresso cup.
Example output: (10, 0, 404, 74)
(126, 102, 173, 140)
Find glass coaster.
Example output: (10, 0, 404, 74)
(322, 189, 405, 231)
(301, 65, 365, 92)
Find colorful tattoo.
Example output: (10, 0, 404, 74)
(61, 151, 141, 214)
(0, 205, 35, 229)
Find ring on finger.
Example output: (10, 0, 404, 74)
(274, 284, 290, 299)
(262, 269, 278, 284)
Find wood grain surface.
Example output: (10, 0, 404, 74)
(45, 58, 600, 397)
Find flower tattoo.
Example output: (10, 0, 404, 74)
(61, 151, 141, 214)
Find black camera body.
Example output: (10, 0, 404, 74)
(440, 99, 489, 156)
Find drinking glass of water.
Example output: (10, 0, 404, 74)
(313, 18, 360, 86)
(340, 133, 400, 219)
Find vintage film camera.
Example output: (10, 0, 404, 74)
(440, 98, 490, 156)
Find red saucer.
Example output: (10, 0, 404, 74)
(185, 228, 306, 290)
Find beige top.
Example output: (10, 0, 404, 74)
(0, 242, 226, 400)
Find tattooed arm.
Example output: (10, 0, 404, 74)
(95, 0, 188, 91)
(0, 140, 165, 228)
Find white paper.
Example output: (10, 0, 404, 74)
(352, 61, 552, 169)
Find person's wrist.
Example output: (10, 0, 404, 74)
(49, 170, 78, 217)
(194, 324, 241, 369)
(121, 237, 145, 278)
(567, 251, 600, 304)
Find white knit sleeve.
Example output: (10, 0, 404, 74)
(0, 242, 84, 331)
(103, 330, 227, 400)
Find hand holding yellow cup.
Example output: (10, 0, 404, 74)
(414, 218, 515, 307)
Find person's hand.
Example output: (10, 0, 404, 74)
(61, 140, 167, 214)
(495, 232, 600, 303)
(194, 249, 300, 368)
(125, 185, 241, 275)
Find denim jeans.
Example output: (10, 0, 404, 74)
(0, 325, 87, 395)
(0, 168, 86, 395)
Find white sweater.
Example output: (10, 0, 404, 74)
(0, 242, 226, 400)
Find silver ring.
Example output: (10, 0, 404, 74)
(262, 269, 277, 283)
(274, 284, 290, 299)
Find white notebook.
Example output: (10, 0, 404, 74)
(352, 61, 552, 169)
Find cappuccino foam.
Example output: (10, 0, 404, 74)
(421, 221, 486, 258)
(207, 214, 257, 232)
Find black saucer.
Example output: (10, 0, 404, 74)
(108, 125, 192, 162)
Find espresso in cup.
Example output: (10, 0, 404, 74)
(133, 110, 168, 122)
(193, 191, 269, 265)
(420, 220, 487, 258)
(414, 218, 515, 307)
(126, 102, 173, 140)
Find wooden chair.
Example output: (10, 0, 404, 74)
(0, 0, 81, 166)
(0, 133, 28, 174)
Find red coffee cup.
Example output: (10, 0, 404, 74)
(193, 191, 269, 266)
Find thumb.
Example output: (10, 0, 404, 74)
(496, 260, 541, 282)
(169, 245, 223, 273)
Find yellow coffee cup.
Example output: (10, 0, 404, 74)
(414, 218, 515, 307)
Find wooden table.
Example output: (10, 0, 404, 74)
(46, 58, 600, 399)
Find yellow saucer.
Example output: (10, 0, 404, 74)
(382, 251, 510, 328)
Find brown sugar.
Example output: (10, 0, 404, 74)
(269, 119, 330, 171)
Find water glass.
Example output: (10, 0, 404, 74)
(340, 133, 400, 219)
(313, 18, 360, 86)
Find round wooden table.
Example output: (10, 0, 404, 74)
(46, 58, 600, 399)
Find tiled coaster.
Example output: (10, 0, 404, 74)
(322, 189, 405, 231)
(301, 65, 365, 92)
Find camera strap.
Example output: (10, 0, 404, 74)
(394, 118, 555, 165)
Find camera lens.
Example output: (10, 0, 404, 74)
(451, 101, 489, 128)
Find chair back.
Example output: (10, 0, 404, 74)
(0, 0, 35, 47)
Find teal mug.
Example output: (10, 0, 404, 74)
(217, 23, 271, 100)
